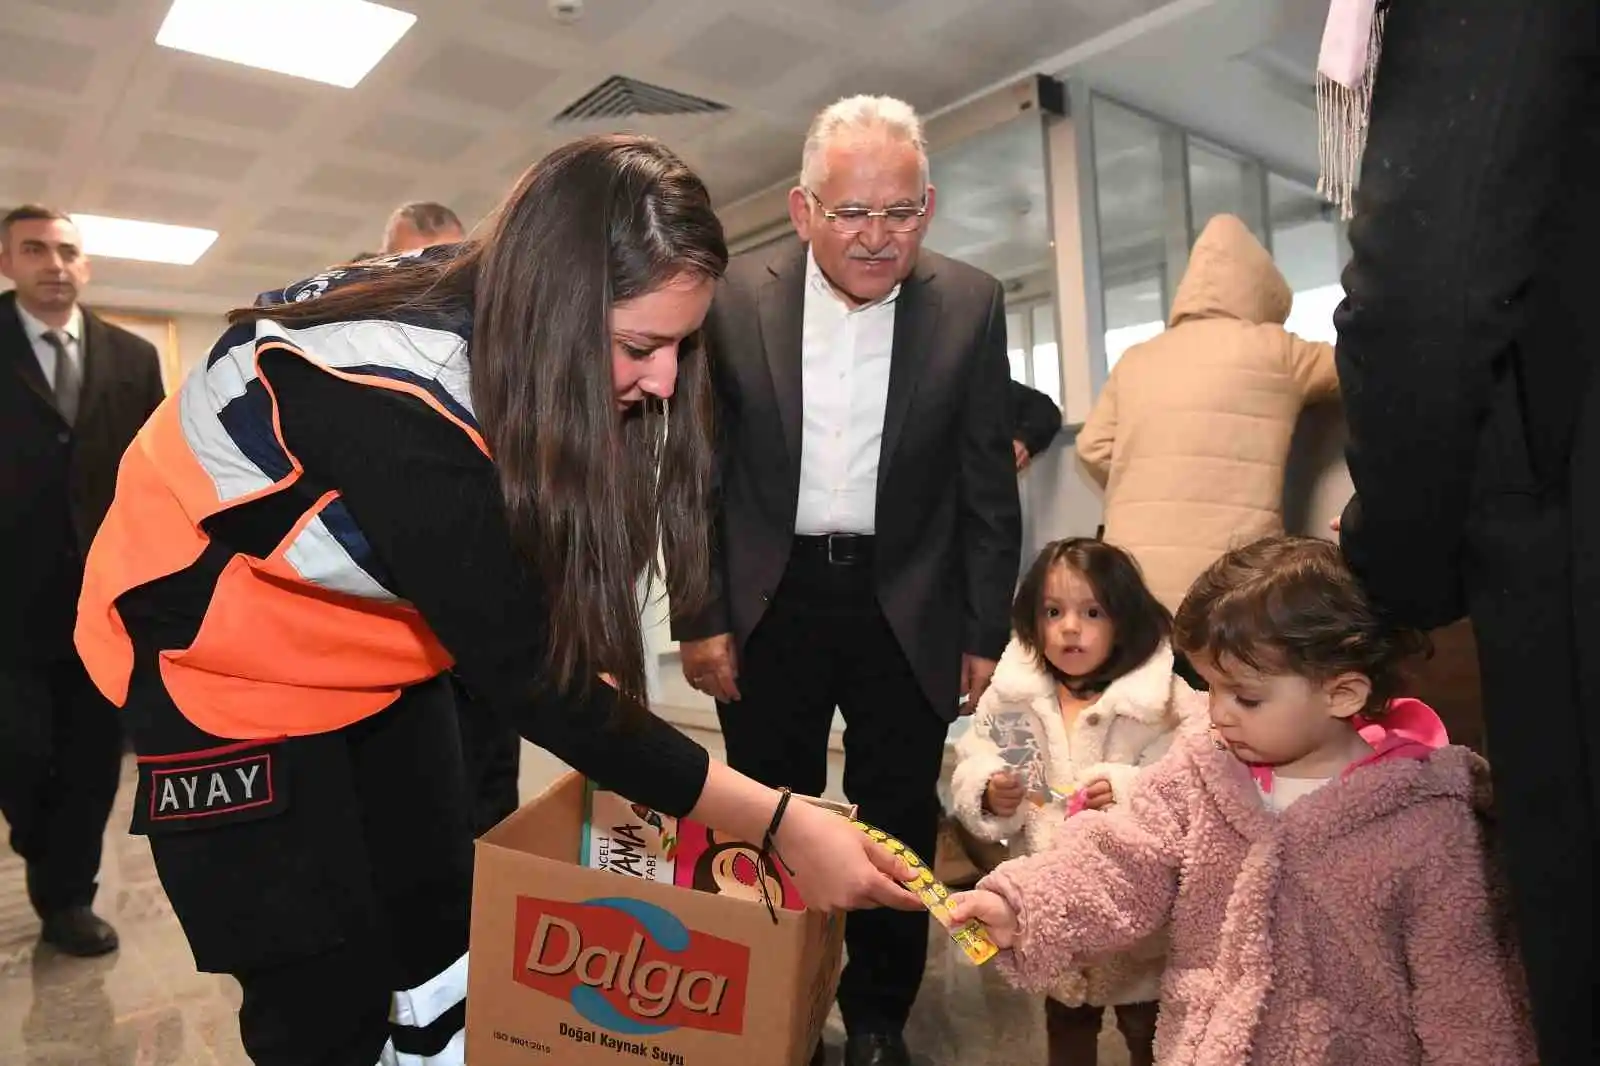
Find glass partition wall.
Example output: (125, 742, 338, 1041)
(921, 109, 1065, 579)
(923, 113, 1062, 406)
(1085, 94, 1348, 377)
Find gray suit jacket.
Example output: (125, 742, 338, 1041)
(672, 243, 1021, 719)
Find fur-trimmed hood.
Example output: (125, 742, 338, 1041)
(986, 637, 1183, 726)
(1190, 727, 1487, 848)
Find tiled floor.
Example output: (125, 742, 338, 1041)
(2, 734, 1132, 1066)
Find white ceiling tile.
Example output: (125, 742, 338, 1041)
(0, 103, 72, 156)
(125, 131, 259, 182)
(0, 164, 51, 201)
(481, 0, 658, 44)
(0, 29, 98, 95)
(817, 0, 913, 14)
(678, 119, 802, 201)
(160, 68, 310, 133)
(771, 61, 951, 122)
(929, 0, 1117, 72)
(92, 181, 223, 224)
(345, 111, 480, 164)
(18, 0, 123, 15)
(659, 16, 813, 91)
(87, 259, 200, 290)
(256, 206, 369, 242)
(407, 43, 561, 112)
(227, 240, 333, 272)
(300, 163, 415, 207)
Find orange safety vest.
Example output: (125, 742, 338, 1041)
(75, 311, 489, 741)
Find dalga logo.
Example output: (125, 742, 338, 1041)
(513, 896, 750, 1037)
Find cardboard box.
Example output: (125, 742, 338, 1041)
(467, 773, 846, 1066)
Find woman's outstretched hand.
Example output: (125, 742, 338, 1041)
(776, 800, 922, 912)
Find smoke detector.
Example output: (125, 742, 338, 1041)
(548, 0, 583, 23)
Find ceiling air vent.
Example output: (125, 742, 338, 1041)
(554, 75, 730, 124)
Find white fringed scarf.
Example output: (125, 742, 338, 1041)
(1316, 0, 1389, 219)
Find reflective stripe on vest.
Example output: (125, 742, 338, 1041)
(381, 951, 468, 1066)
(75, 315, 488, 740)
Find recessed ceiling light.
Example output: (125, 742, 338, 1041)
(71, 214, 218, 266)
(155, 0, 417, 89)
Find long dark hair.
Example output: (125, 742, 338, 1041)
(1012, 538, 1172, 695)
(229, 134, 727, 706)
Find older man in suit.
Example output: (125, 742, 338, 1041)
(1, 204, 165, 956)
(673, 96, 1021, 1066)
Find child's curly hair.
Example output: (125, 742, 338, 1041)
(1173, 536, 1428, 717)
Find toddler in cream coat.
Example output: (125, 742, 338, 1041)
(951, 538, 1202, 1066)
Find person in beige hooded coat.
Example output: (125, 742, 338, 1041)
(1077, 214, 1339, 612)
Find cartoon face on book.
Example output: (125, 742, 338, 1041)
(689, 830, 786, 904)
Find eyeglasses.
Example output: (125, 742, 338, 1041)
(806, 190, 927, 235)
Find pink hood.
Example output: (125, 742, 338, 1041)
(1249, 696, 1448, 796)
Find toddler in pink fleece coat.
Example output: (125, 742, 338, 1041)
(950, 537, 1534, 1066)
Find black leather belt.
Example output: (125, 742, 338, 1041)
(793, 533, 874, 566)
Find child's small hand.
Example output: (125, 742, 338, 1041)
(984, 771, 1027, 817)
(1079, 777, 1115, 811)
(947, 889, 1020, 948)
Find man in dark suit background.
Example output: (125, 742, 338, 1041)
(1011, 379, 1063, 471)
(672, 96, 1021, 1066)
(1, 204, 165, 956)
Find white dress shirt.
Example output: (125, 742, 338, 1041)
(793, 249, 899, 536)
(16, 302, 84, 390)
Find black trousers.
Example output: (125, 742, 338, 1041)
(137, 675, 474, 1066)
(451, 675, 521, 836)
(0, 654, 123, 916)
(717, 545, 949, 1034)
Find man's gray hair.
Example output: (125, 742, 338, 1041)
(799, 95, 929, 192)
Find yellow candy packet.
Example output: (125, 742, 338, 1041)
(852, 820, 999, 966)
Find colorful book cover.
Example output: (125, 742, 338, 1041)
(579, 782, 807, 910)
(672, 820, 806, 911)
(580, 782, 679, 883)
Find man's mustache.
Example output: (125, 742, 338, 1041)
(847, 250, 897, 262)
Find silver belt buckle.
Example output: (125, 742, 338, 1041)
(826, 533, 846, 565)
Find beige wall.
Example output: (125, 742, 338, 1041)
(89, 306, 227, 391)
(173, 312, 229, 379)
